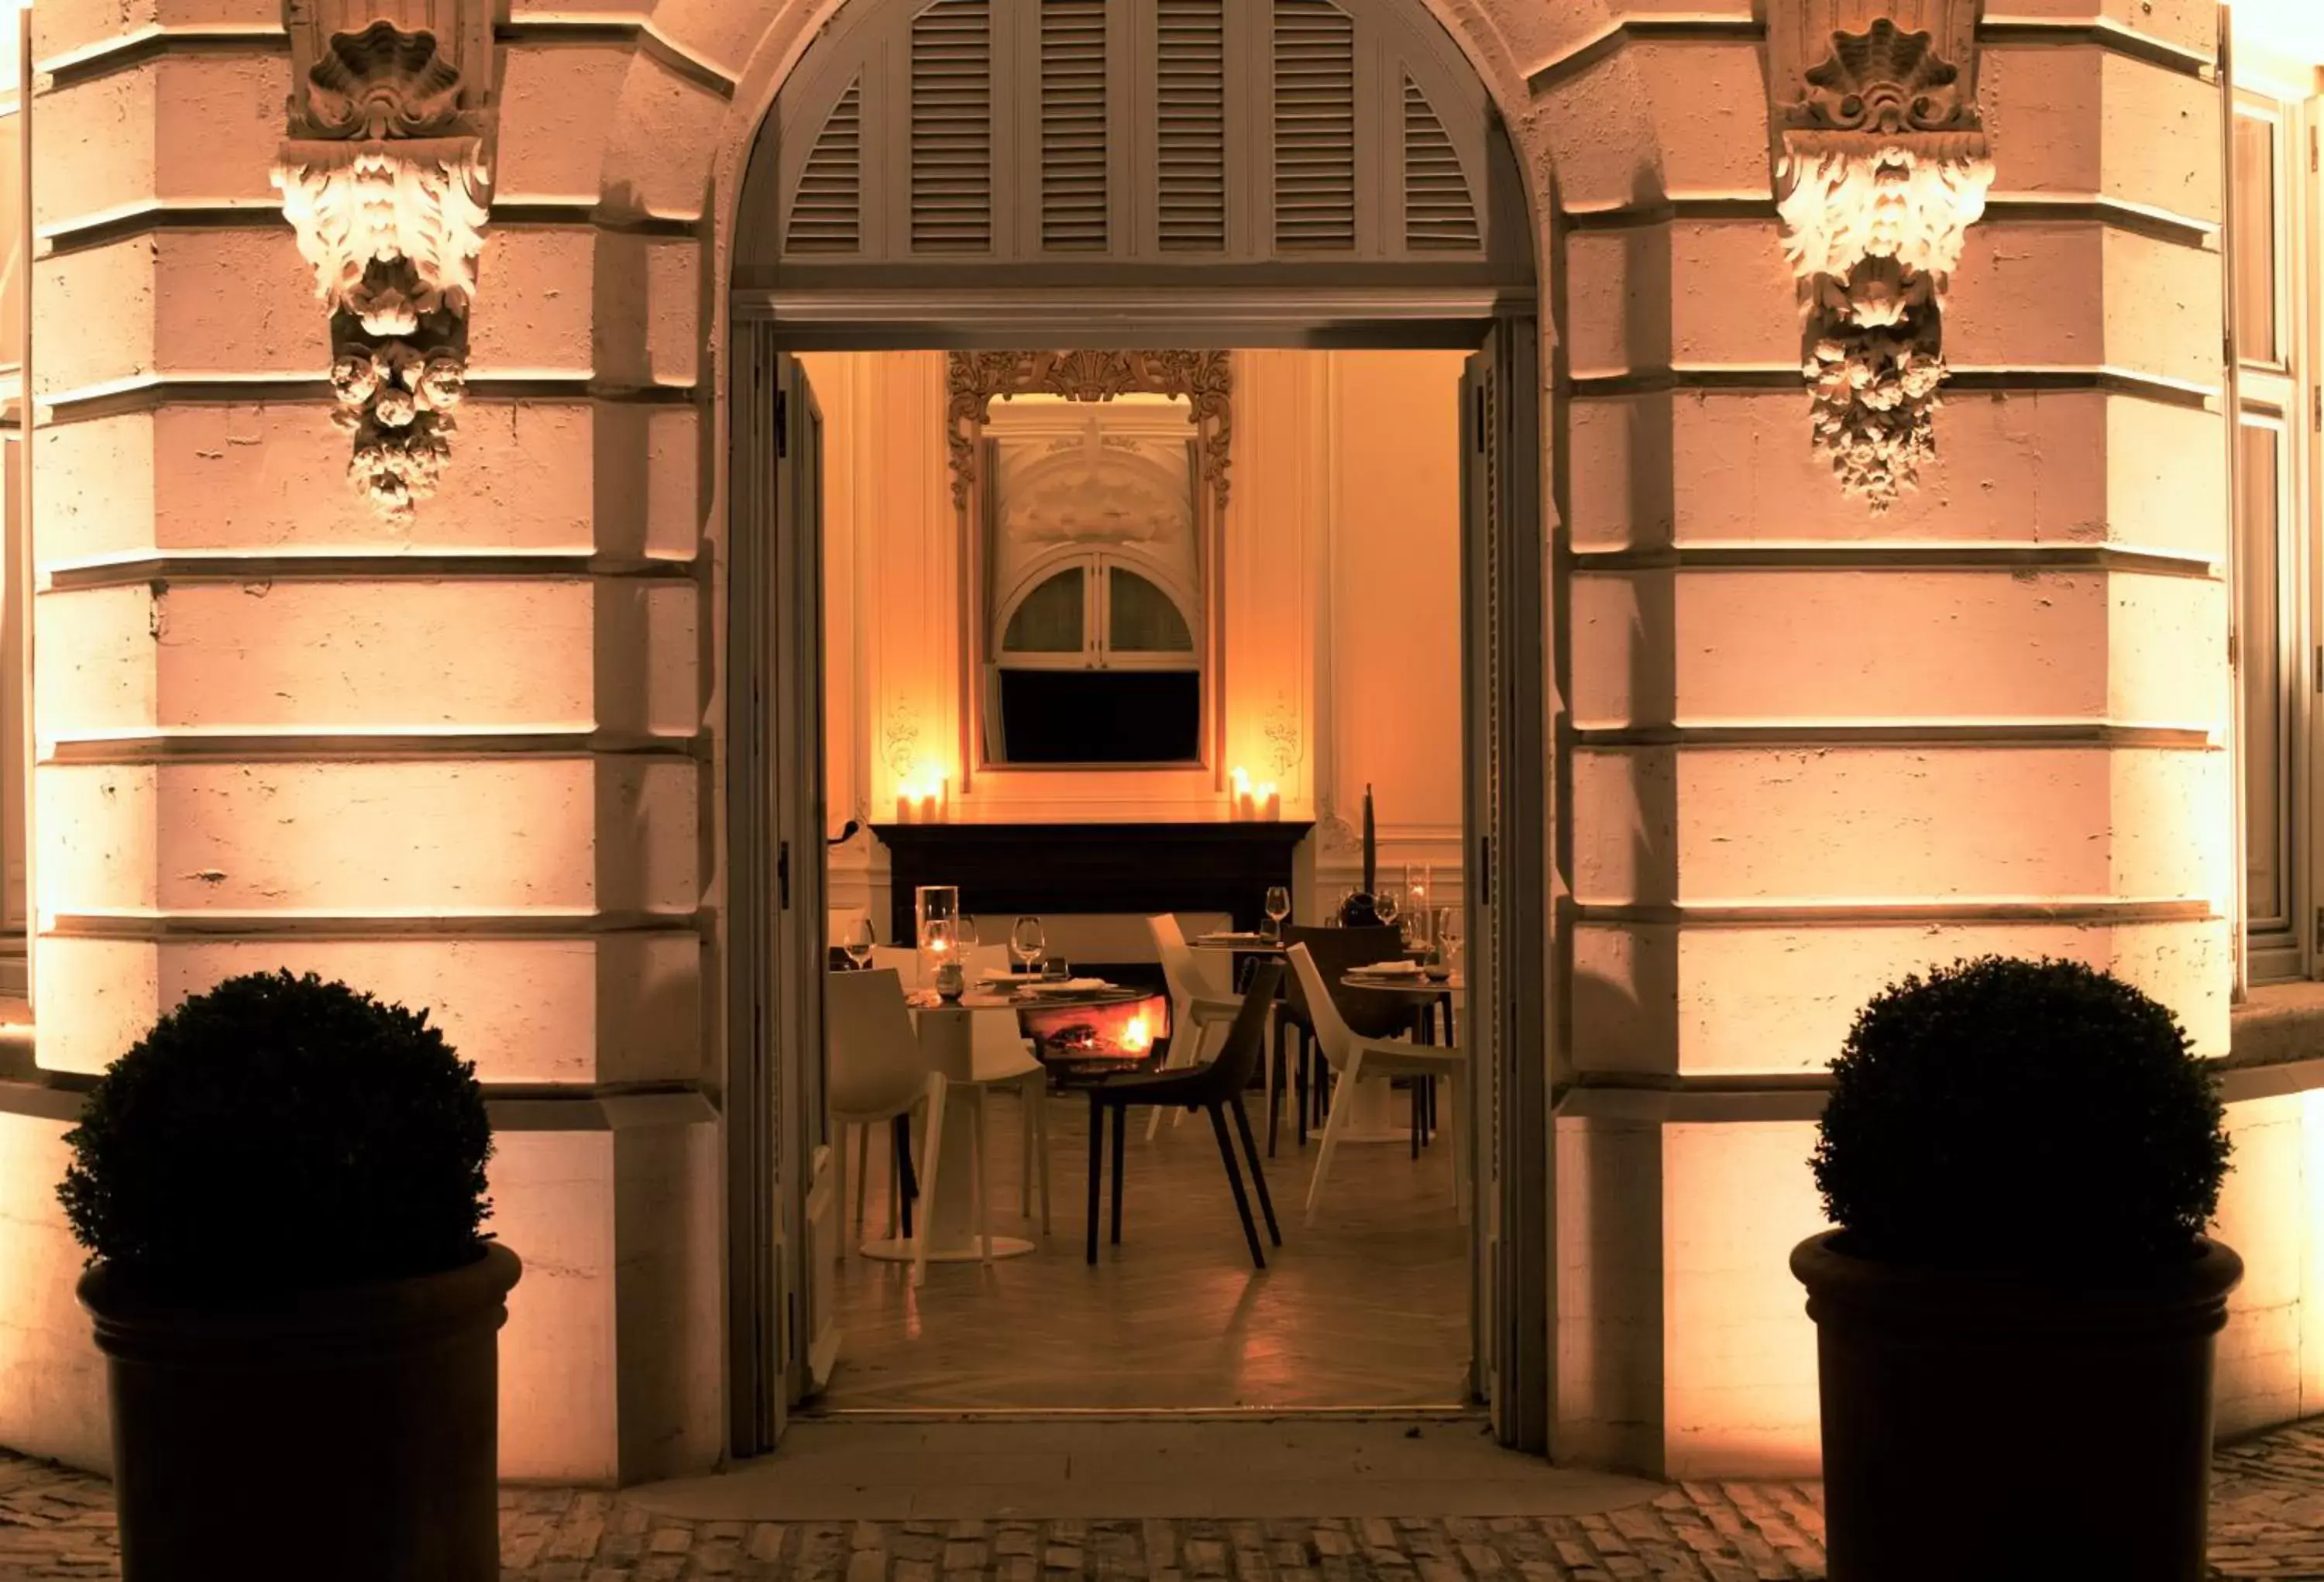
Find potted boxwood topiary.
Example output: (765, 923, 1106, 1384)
(60, 970, 519, 1582)
(1793, 956, 2238, 1582)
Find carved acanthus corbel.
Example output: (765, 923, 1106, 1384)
(1770, 8, 1993, 511)
(272, 11, 493, 518)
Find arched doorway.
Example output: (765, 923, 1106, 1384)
(723, 0, 1549, 1460)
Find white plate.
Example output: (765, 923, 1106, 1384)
(1351, 962, 1425, 977)
(1194, 933, 1263, 944)
(1028, 978, 1111, 995)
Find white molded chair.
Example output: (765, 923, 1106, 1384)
(826, 967, 954, 1285)
(1145, 913, 1247, 1140)
(870, 944, 1049, 1237)
(1286, 942, 1467, 1229)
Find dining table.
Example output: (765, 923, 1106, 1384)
(859, 982, 1151, 1267)
(1325, 967, 1464, 1145)
(1187, 934, 1462, 1143)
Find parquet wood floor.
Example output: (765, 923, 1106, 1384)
(813, 1088, 1472, 1414)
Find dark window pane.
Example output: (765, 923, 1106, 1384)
(1002, 567, 1085, 652)
(2239, 421, 2288, 927)
(2235, 114, 2279, 365)
(996, 669, 1200, 762)
(1108, 566, 1195, 651)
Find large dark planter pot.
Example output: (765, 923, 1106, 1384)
(79, 1241, 521, 1582)
(1792, 1230, 2241, 1582)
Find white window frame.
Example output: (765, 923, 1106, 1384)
(0, 3, 31, 999)
(992, 549, 1203, 671)
(2226, 74, 2320, 988)
(986, 548, 1206, 768)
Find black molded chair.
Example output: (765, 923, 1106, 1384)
(1087, 961, 1284, 1270)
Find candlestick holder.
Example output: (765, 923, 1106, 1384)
(915, 886, 961, 992)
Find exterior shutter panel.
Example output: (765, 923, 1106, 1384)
(786, 78, 863, 254)
(1040, 0, 1109, 251)
(1402, 74, 1479, 253)
(1156, 0, 1226, 252)
(1272, 0, 1356, 251)
(910, 0, 993, 253)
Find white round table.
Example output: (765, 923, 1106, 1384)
(858, 996, 1042, 1264)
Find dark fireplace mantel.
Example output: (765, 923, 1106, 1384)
(871, 821, 1315, 945)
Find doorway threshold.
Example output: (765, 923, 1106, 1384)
(624, 1417, 1663, 1522)
(803, 1403, 1483, 1423)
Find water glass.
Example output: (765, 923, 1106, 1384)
(1263, 886, 1291, 940)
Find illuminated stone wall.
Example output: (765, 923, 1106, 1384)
(0, 0, 2315, 1490)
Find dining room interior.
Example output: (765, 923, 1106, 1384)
(797, 344, 1480, 1415)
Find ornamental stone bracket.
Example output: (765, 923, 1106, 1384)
(1767, 3, 1994, 511)
(271, 2, 495, 519)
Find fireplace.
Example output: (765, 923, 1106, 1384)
(1019, 992, 1172, 1078)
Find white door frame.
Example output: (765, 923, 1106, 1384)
(724, 293, 1555, 1453)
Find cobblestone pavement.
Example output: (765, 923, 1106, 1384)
(1, 1419, 2322, 1580)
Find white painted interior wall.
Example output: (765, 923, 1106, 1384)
(802, 348, 1470, 943)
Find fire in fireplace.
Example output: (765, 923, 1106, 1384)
(1020, 993, 1172, 1066)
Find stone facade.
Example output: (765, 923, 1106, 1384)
(0, 0, 2317, 1491)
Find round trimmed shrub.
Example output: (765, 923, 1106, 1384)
(1811, 955, 2230, 1270)
(58, 970, 493, 1291)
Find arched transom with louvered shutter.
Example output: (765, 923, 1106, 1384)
(737, 0, 1528, 287)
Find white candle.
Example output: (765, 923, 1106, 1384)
(1230, 767, 1252, 820)
(919, 792, 939, 822)
(896, 792, 913, 824)
(1260, 784, 1281, 821)
(1237, 791, 1257, 822)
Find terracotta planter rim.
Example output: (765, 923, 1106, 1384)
(1792, 1228, 2241, 1334)
(79, 1241, 521, 1356)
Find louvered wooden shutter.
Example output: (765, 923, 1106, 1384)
(1156, 0, 1226, 252)
(786, 78, 863, 254)
(1040, 0, 1108, 250)
(1402, 74, 1478, 252)
(910, 0, 994, 253)
(1272, 0, 1356, 251)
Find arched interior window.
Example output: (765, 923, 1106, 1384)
(1001, 566, 1085, 652)
(1109, 567, 1194, 652)
(992, 552, 1202, 763)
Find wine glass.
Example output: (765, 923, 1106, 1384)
(1436, 906, 1463, 971)
(957, 913, 979, 948)
(1010, 915, 1047, 975)
(1263, 886, 1291, 941)
(841, 916, 875, 970)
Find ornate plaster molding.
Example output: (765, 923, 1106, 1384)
(272, 12, 494, 519)
(882, 704, 923, 780)
(946, 352, 1234, 514)
(1264, 693, 1301, 779)
(1769, 6, 1993, 511)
